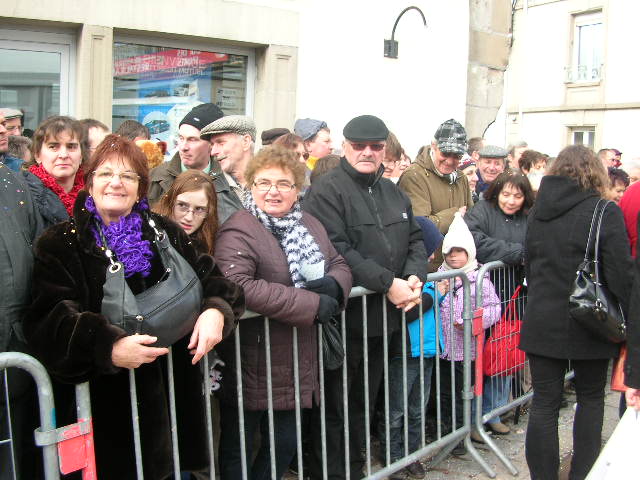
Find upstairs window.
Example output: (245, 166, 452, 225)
(566, 11, 603, 83)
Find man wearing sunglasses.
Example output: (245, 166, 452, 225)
(304, 114, 428, 479)
(399, 118, 474, 271)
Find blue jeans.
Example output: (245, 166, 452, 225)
(482, 375, 512, 424)
(218, 404, 297, 480)
(378, 356, 434, 463)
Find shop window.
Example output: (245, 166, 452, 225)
(566, 11, 603, 83)
(0, 29, 75, 131)
(113, 42, 250, 144)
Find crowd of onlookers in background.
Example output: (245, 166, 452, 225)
(1, 103, 640, 480)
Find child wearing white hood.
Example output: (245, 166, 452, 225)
(436, 212, 501, 453)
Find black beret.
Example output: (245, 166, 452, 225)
(343, 115, 389, 142)
(179, 103, 224, 131)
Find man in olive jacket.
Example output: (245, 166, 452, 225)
(304, 115, 428, 479)
(398, 119, 473, 270)
(148, 103, 244, 223)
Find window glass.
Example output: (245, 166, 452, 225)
(112, 42, 249, 145)
(571, 12, 603, 82)
(0, 46, 64, 131)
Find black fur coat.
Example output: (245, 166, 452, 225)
(24, 191, 245, 479)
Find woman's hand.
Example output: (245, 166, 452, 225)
(111, 335, 169, 369)
(188, 308, 225, 365)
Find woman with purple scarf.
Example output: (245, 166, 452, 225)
(24, 134, 245, 479)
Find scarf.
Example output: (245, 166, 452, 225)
(244, 194, 324, 288)
(29, 163, 84, 216)
(86, 196, 154, 278)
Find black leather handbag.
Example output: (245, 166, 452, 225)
(568, 199, 626, 343)
(322, 317, 344, 371)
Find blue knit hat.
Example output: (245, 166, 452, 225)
(415, 216, 444, 258)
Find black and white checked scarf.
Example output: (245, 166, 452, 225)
(244, 194, 324, 288)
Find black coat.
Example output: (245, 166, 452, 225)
(520, 175, 632, 359)
(303, 157, 428, 338)
(21, 170, 69, 229)
(465, 199, 526, 265)
(24, 191, 245, 479)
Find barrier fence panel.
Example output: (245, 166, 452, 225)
(0, 352, 97, 480)
(473, 261, 574, 477)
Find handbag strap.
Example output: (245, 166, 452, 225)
(592, 199, 612, 301)
(582, 198, 606, 263)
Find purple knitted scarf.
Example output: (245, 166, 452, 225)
(85, 196, 154, 278)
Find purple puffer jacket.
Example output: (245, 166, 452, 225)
(437, 266, 501, 361)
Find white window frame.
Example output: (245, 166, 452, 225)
(568, 11, 603, 83)
(569, 126, 596, 149)
(0, 28, 76, 116)
(115, 34, 256, 117)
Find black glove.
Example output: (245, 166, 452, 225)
(315, 294, 340, 324)
(305, 275, 341, 301)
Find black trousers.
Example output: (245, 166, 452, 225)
(525, 354, 609, 480)
(308, 336, 385, 480)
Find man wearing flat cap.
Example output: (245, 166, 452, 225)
(148, 103, 244, 223)
(399, 118, 473, 270)
(0, 108, 24, 137)
(0, 111, 25, 172)
(304, 114, 428, 479)
(476, 144, 507, 196)
(294, 118, 332, 170)
(201, 115, 255, 196)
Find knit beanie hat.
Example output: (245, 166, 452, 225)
(441, 212, 478, 272)
(414, 216, 444, 258)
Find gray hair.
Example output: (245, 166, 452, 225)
(508, 140, 528, 156)
(8, 135, 32, 160)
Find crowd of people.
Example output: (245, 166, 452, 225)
(0, 103, 639, 480)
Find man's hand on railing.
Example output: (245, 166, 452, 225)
(387, 276, 423, 312)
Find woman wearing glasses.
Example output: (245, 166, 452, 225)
(154, 170, 218, 256)
(214, 146, 352, 480)
(24, 134, 244, 479)
(21, 115, 87, 228)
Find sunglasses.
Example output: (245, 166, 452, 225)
(348, 142, 385, 152)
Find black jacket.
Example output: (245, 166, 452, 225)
(465, 199, 527, 265)
(21, 170, 69, 229)
(148, 152, 244, 224)
(24, 191, 245, 479)
(0, 165, 42, 351)
(520, 175, 632, 359)
(303, 157, 428, 337)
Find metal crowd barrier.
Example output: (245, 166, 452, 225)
(472, 261, 574, 478)
(0, 351, 96, 480)
(3, 264, 556, 479)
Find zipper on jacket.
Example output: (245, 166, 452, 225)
(368, 186, 394, 265)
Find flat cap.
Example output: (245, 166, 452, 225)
(179, 103, 224, 131)
(200, 115, 256, 141)
(261, 127, 290, 145)
(294, 118, 327, 141)
(479, 145, 508, 158)
(343, 115, 389, 142)
(434, 119, 467, 155)
(0, 108, 23, 120)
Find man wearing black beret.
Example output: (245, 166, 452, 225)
(148, 103, 244, 223)
(304, 114, 428, 479)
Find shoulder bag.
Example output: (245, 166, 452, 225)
(568, 199, 626, 343)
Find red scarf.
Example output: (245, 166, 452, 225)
(29, 164, 85, 216)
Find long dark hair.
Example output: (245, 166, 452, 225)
(153, 170, 218, 255)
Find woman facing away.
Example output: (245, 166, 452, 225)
(24, 134, 244, 479)
(520, 144, 632, 480)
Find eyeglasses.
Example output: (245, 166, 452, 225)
(174, 201, 208, 218)
(253, 179, 296, 192)
(92, 169, 140, 184)
(348, 142, 385, 152)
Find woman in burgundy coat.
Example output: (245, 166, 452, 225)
(215, 146, 352, 480)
